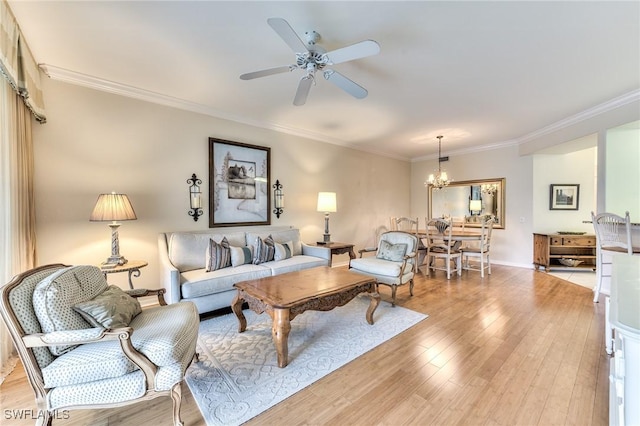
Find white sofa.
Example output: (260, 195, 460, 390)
(158, 226, 331, 314)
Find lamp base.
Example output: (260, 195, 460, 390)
(101, 255, 128, 268)
(322, 233, 331, 244)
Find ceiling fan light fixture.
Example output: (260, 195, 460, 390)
(240, 17, 380, 105)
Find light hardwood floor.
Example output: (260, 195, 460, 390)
(0, 265, 610, 425)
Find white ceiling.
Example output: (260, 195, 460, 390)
(8, 1, 640, 161)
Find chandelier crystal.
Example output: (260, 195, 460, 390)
(424, 135, 451, 190)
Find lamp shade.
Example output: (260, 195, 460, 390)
(469, 199, 482, 212)
(90, 193, 137, 222)
(317, 192, 337, 213)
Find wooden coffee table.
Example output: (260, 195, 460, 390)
(231, 266, 380, 368)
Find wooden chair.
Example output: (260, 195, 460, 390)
(424, 218, 462, 279)
(591, 211, 632, 302)
(0, 264, 199, 426)
(350, 231, 418, 306)
(461, 217, 494, 277)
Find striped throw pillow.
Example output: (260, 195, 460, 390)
(205, 237, 231, 272)
(253, 235, 275, 265)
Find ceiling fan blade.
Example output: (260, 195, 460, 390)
(325, 40, 380, 65)
(323, 70, 368, 99)
(240, 65, 294, 80)
(293, 76, 313, 106)
(267, 17, 309, 53)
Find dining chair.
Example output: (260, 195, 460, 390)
(591, 211, 632, 303)
(424, 217, 462, 279)
(461, 217, 494, 277)
(392, 217, 427, 273)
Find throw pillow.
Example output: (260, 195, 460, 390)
(205, 237, 231, 272)
(274, 240, 293, 261)
(376, 240, 408, 262)
(73, 285, 142, 329)
(230, 245, 254, 267)
(253, 235, 275, 265)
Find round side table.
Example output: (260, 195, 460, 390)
(99, 260, 148, 289)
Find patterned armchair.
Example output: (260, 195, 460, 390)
(0, 264, 199, 426)
(349, 231, 418, 306)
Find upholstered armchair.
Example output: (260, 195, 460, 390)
(0, 264, 199, 426)
(349, 231, 418, 306)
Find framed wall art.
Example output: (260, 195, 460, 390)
(209, 138, 271, 227)
(549, 184, 579, 210)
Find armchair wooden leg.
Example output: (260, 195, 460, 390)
(391, 285, 397, 307)
(36, 411, 52, 426)
(171, 382, 184, 426)
(409, 278, 414, 296)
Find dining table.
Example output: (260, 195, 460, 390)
(417, 229, 483, 243)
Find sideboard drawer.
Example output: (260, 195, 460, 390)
(563, 237, 596, 246)
(550, 237, 563, 245)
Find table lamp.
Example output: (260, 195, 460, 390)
(317, 192, 337, 244)
(469, 199, 482, 215)
(90, 192, 137, 267)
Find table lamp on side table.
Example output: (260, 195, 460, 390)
(90, 192, 137, 268)
(317, 192, 337, 244)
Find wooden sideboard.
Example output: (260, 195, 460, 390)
(533, 233, 596, 271)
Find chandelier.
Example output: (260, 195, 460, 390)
(424, 135, 451, 190)
(481, 183, 499, 195)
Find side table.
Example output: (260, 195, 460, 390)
(312, 242, 356, 267)
(99, 260, 148, 289)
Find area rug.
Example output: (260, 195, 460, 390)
(185, 295, 428, 425)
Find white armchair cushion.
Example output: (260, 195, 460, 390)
(41, 302, 198, 388)
(33, 265, 108, 355)
(350, 257, 406, 277)
(42, 339, 138, 388)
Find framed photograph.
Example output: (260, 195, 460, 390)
(549, 184, 580, 210)
(209, 138, 271, 227)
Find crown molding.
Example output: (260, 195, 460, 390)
(40, 64, 637, 163)
(515, 89, 640, 145)
(411, 90, 640, 162)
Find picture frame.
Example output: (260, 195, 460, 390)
(549, 184, 579, 210)
(209, 137, 271, 227)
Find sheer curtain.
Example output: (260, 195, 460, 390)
(0, 0, 44, 383)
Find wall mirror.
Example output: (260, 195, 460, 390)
(428, 178, 506, 229)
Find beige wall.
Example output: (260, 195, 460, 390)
(532, 147, 597, 234)
(410, 144, 535, 267)
(606, 123, 640, 221)
(32, 79, 410, 290)
(30, 78, 640, 288)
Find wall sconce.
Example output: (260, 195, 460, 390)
(187, 173, 202, 221)
(273, 179, 284, 218)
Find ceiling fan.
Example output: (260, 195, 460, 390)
(240, 18, 380, 106)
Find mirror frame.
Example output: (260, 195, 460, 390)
(428, 178, 506, 229)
